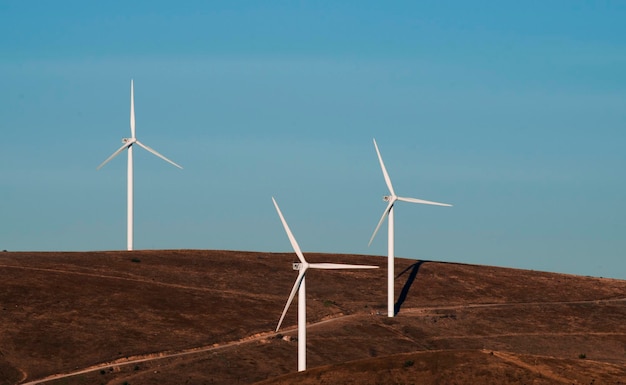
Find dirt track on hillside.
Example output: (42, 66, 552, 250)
(20, 297, 626, 385)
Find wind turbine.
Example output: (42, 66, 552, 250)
(97, 80, 182, 251)
(368, 138, 451, 318)
(272, 197, 378, 372)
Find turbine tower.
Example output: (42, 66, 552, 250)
(368, 138, 451, 317)
(272, 197, 378, 372)
(97, 80, 182, 251)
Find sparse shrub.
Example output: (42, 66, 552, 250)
(579, 353, 586, 359)
(100, 370, 106, 375)
(403, 359, 414, 368)
(323, 299, 336, 307)
(134, 365, 140, 371)
(131, 258, 141, 263)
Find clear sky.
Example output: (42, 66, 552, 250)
(1, 1, 624, 279)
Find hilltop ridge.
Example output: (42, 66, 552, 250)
(1, 250, 625, 384)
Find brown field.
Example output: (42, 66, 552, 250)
(1, 250, 625, 385)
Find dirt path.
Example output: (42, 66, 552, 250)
(19, 330, 285, 385)
(430, 331, 626, 341)
(0, 264, 275, 301)
(490, 350, 572, 383)
(18, 314, 358, 385)
(399, 297, 626, 315)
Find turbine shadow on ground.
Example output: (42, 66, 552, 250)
(394, 260, 426, 315)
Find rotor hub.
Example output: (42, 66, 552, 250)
(383, 195, 391, 202)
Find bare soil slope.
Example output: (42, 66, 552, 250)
(1, 250, 625, 385)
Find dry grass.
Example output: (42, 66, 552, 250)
(1, 250, 625, 385)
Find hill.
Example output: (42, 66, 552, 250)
(1, 250, 625, 384)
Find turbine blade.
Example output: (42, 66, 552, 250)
(97, 142, 131, 170)
(135, 141, 183, 169)
(368, 199, 394, 246)
(276, 269, 306, 331)
(373, 138, 395, 196)
(272, 197, 306, 265)
(130, 79, 136, 139)
(397, 196, 452, 207)
(309, 263, 378, 270)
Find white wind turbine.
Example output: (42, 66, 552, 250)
(368, 138, 451, 318)
(272, 197, 378, 372)
(97, 80, 182, 251)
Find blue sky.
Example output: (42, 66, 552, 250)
(1, 1, 624, 279)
